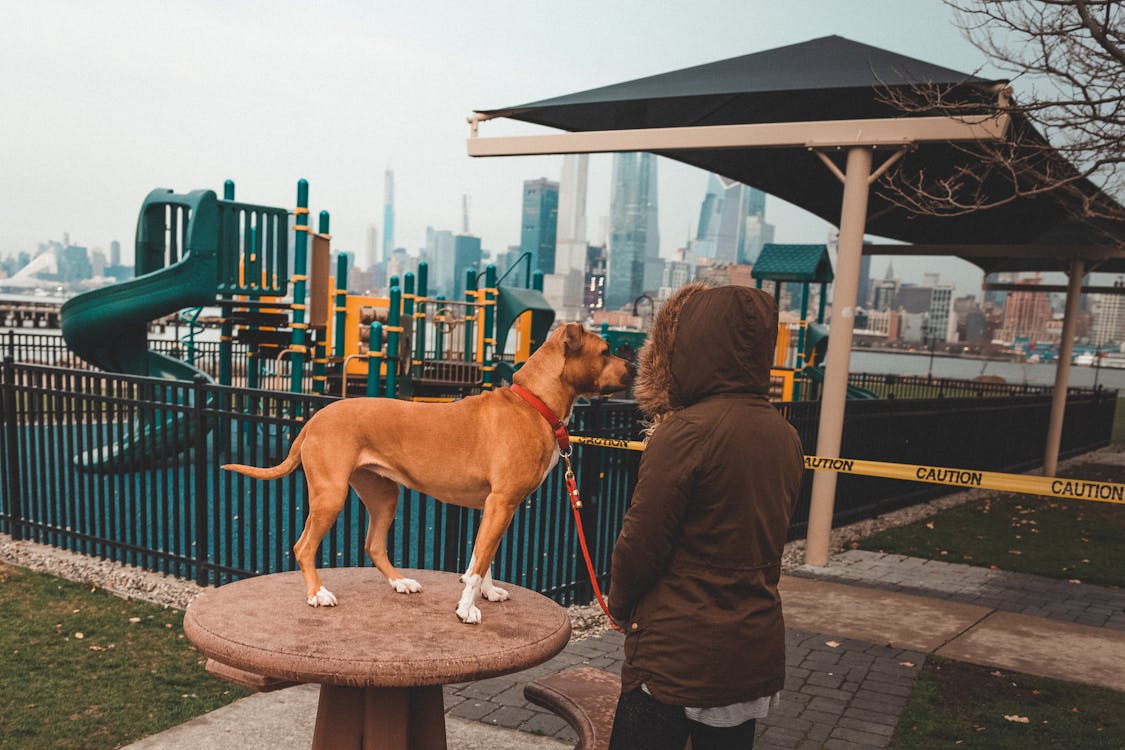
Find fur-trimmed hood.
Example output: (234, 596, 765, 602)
(633, 284, 778, 419)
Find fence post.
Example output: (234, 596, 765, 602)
(2, 357, 23, 541)
(192, 375, 210, 586)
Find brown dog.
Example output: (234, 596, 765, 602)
(222, 323, 634, 623)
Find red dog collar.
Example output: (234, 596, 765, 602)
(511, 384, 571, 454)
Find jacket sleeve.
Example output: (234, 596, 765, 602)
(607, 417, 699, 623)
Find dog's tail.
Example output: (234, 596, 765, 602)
(221, 425, 307, 481)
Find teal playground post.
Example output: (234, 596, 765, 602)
(533, 270, 544, 292)
(333, 254, 348, 359)
(464, 268, 476, 363)
(795, 284, 810, 400)
(289, 179, 310, 393)
(434, 295, 446, 360)
(219, 180, 236, 386)
(311, 210, 330, 394)
(414, 262, 428, 380)
(403, 273, 415, 395)
(482, 264, 497, 388)
(366, 322, 384, 396)
(386, 285, 401, 398)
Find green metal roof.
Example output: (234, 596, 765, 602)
(751, 243, 834, 283)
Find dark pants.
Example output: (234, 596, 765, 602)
(608, 688, 758, 750)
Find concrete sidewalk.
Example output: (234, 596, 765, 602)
(124, 560, 1125, 749)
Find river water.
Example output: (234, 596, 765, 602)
(847, 350, 1125, 390)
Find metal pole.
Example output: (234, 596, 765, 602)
(1043, 257, 1084, 476)
(219, 181, 234, 386)
(483, 264, 497, 389)
(415, 262, 428, 377)
(795, 284, 810, 400)
(464, 268, 476, 363)
(805, 145, 873, 567)
(366, 322, 383, 397)
(289, 179, 310, 393)
(386, 285, 401, 398)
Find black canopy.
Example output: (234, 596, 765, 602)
(479, 36, 1124, 273)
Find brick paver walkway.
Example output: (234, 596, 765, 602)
(448, 553, 1125, 748)
(793, 550, 1125, 631)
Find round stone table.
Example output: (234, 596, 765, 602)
(184, 568, 572, 750)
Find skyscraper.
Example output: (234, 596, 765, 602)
(519, 177, 559, 278)
(453, 234, 482, 298)
(692, 174, 772, 264)
(606, 152, 659, 310)
(382, 168, 395, 262)
(546, 154, 590, 319)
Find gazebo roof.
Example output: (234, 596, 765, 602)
(474, 35, 1125, 273)
(751, 244, 835, 283)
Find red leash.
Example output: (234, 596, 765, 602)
(511, 385, 623, 632)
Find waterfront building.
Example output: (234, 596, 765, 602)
(607, 152, 659, 310)
(997, 276, 1053, 343)
(1090, 278, 1125, 346)
(365, 223, 379, 270)
(382, 168, 395, 262)
(453, 235, 482, 299)
(692, 174, 773, 265)
(585, 245, 606, 312)
(545, 155, 590, 320)
(424, 228, 455, 298)
(520, 177, 559, 278)
(659, 260, 692, 299)
(110, 240, 121, 268)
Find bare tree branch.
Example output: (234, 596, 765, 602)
(874, 0, 1125, 237)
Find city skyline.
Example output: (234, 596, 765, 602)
(2, 1, 1113, 300)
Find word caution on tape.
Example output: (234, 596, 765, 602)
(568, 435, 1124, 506)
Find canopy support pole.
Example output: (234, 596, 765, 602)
(1043, 257, 1084, 476)
(805, 145, 873, 567)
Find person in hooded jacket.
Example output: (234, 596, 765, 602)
(607, 284, 804, 750)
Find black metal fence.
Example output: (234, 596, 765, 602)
(0, 353, 1116, 605)
(0, 359, 644, 604)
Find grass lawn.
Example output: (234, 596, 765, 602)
(0, 563, 250, 750)
(1113, 397, 1125, 445)
(857, 461, 1125, 587)
(890, 657, 1125, 749)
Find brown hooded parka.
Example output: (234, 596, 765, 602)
(607, 284, 804, 707)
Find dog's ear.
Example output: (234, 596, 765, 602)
(562, 323, 585, 355)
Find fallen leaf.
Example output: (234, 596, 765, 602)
(1072, 707, 1080, 713)
(1004, 715, 1030, 724)
(925, 522, 934, 529)
(74, 632, 84, 640)
(991, 671, 1004, 677)
(1068, 579, 1082, 585)
(1032, 689, 1040, 696)
(128, 617, 141, 624)
(825, 641, 841, 648)
(899, 661, 915, 668)
(89, 645, 105, 652)
(1008, 550, 1022, 555)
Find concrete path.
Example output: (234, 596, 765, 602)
(124, 555, 1125, 749)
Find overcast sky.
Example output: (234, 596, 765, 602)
(2, 1, 1031, 296)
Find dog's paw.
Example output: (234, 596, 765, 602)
(389, 577, 422, 594)
(456, 602, 482, 624)
(482, 583, 509, 602)
(307, 587, 338, 607)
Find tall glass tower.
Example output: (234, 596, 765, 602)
(382, 168, 395, 262)
(607, 152, 659, 311)
(519, 178, 559, 278)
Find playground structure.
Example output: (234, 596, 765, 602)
(60, 181, 559, 401)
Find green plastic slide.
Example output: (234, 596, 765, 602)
(61, 189, 220, 469)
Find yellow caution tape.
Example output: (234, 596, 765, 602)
(568, 435, 1124, 505)
(803, 456, 1125, 506)
(570, 435, 647, 452)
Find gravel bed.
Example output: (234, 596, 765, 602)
(3, 445, 1119, 640)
